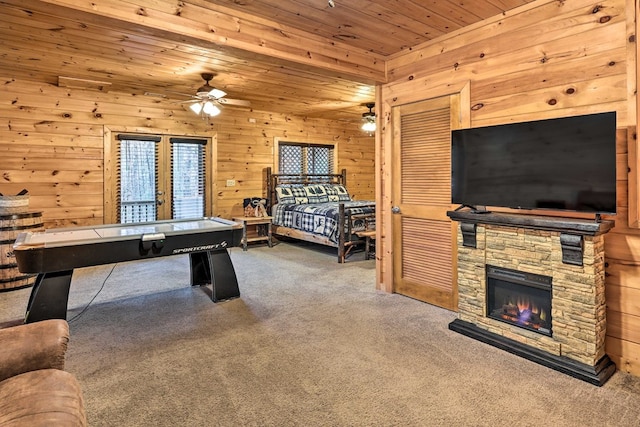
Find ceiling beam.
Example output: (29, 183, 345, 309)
(16, 0, 387, 85)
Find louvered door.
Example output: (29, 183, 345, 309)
(391, 96, 458, 310)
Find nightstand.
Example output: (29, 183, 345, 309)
(356, 229, 376, 260)
(232, 216, 273, 251)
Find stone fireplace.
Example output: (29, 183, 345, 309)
(447, 210, 616, 386)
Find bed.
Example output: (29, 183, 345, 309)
(266, 167, 375, 263)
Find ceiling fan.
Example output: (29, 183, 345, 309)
(180, 72, 251, 117)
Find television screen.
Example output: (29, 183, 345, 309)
(451, 111, 617, 214)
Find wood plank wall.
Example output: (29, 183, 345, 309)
(0, 78, 374, 227)
(379, 0, 640, 376)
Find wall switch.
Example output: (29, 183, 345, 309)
(226, 179, 236, 187)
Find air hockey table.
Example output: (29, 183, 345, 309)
(13, 217, 243, 323)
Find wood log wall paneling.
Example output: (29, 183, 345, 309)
(379, 0, 640, 376)
(0, 78, 374, 227)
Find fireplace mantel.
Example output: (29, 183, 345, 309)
(447, 210, 614, 236)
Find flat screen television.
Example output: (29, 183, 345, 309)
(451, 111, 617, 215)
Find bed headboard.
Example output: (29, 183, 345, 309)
(265, 167, 347, 213)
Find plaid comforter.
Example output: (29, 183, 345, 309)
(272, 201, 375, 244)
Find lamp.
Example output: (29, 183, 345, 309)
(361, 103, 376, 134)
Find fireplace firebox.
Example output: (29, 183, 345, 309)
(486, 265, 552, 336)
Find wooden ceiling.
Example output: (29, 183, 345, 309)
(212, 0, 534, 56)
(0, 0, 534, 121)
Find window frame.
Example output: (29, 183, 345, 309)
(273, 137, 338, 174)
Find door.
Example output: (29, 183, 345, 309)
(107, 133, 211, 224)
(391, 95, 460, 310)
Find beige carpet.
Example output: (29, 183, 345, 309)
(1, 240, 640, 426)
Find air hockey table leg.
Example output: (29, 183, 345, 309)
(24, 270, 73, 323)
(189, 249, 240, 302)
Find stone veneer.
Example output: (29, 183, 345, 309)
(457, 224, 605, 366)
(447, 210, 615, 384)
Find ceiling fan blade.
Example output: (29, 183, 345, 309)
(207, 88, 226, 99)
(160, 90, 201, 98)
(143, 92, 168, 98)
(217, 98, 251, 107)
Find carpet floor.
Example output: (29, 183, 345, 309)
(1, 241, 640, 426)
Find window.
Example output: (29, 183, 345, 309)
(278, 142, 334, 174)
(119, 137, 158, 223)
(170, 138, 206, 220)
(107, 133, 212, 224)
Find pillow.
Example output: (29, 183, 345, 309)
(275, 185, 294, 204)
(323, 184, 351, 202)
(303, 184, 330, 203)
(275, 185, 308, 204)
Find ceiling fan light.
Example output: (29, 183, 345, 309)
(361, 102, 376, 134)
(190, 102, 203, 114)
(361, 119, 376, 133)
(203, 101, 221, 116)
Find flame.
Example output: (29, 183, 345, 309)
(497, 295, 548, 331)
(517, 297, 538, 313)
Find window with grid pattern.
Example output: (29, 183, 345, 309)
(279, 143, 334, 174)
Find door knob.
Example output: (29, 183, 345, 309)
(391, 206, 401, 214)
(156, 199, 164, 206)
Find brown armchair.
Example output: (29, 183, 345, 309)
(0, 319, 86, 426)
